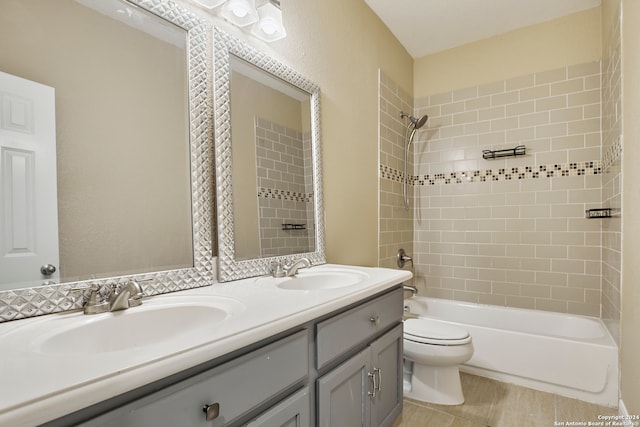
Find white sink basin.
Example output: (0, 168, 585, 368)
(32, 296, 245, 355)
(275, 269, 369, 290)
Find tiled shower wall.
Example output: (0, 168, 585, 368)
(380, 62, 616, 316)
(601, 3, 622, 335)
(409, 61, 605, 316)
(378, 70, 414, 270)
(255, 117, 314, 257)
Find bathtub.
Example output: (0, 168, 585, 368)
(404, 296, 619, 407)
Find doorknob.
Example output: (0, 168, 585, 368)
(40, 264, 57, 275)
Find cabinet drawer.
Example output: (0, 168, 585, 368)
(316, 288, 402, 370)
(80, 330, 308, 427)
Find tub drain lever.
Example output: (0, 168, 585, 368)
(397, 248, 413, 268)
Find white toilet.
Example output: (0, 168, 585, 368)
(403, 318, 474, 405)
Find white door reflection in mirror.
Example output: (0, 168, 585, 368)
(0, 71, 59, 287)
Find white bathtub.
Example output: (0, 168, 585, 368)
(404, 296, 619, 407)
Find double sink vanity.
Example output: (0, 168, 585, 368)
(0, 0, 411, 426)
(0, 265, 411, 426)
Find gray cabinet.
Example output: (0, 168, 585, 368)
(55, 286, 403, 427)
(316, 324, 403, 427)
(78, 331, 309, 427)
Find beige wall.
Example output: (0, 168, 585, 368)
(182, 0, 413, 267)
(0, 0, 192, 283)
(414, 7, 602, 98)
(620, 0, 640, 415)
(274, 1, 414, 265)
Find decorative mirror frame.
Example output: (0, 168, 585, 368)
(0, 0, 214, 322)
(214, 27, 326, 282)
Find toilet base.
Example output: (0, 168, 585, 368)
(405, 363, 465, 405)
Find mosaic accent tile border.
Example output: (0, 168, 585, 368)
(602, 135, 623, 172)
(258, 188, 313, 202)
(380, 160, 602, 186)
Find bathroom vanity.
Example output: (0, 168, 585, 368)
(0, 265, 410, 427)
(0, 2, 410, 426)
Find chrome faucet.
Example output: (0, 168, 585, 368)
(109, 279, 145, 311)
(284, 257, 311, 277)
(70, 279, 147, 314)
(269, 257, 312, 277)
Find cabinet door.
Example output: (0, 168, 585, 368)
(246, 386, 311, 427)
(317, 348, 371, 427)
(369, 324, 403, 427)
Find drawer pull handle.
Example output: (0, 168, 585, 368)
(203, 402, 220, 421)
(370, 315, 380, 326)
(374, 367, 382, 391)
(368, 371, 377, 398)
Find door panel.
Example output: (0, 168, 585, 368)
(0, 71, 59, 286)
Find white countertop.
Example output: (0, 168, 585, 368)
(0, 264, 411, 427)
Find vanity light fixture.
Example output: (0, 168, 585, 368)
(191, 0, 226, 9)
(251, 0, 286, 42)
(220, 0, 259, 27)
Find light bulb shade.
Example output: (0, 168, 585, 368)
(191, 0, 226, 9)
(251, 2, 286, 42)
(220, 0, 258, 27)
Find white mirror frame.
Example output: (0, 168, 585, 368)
(214, 27, 326, 282)
(0, 0, 214, 322)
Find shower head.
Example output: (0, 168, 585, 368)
(401, 112, 429, 129)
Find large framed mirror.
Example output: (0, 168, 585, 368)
(214, 27, 325, 282)
(0, 0, 214, 321)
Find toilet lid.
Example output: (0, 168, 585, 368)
(404, 318, 471, 345)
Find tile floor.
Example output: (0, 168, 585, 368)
(392, 373, 618, 427)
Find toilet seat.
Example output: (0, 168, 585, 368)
(404, 318, 471, 345)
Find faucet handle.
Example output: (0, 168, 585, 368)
(69, 284, 109, 315)
(269, 260, 286, 278)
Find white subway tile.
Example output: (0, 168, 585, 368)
(535, 67, 567, 85)
(551, 286, 585, 302)
(478, 80, 505, 96)
(568, 61, 600, 78)
(520, 85, 550, 101)
(479, 106, 506, 121)
(429, 91, 452, 106)
(568, 273, 600, 289)
(519, 111, 549, 127)
(536, 123, 568, 139)
(465, 96, 491, 111)
(492, 91, 520, 106)
(453, 86, 479, 101)
(536, 271, 568, 286)
(491, 117, 519, 132)
(506, 74, 535, 91)
(550, 78, 584, 96)
(550, 107, 584, 123)
(536, 245, 567, 258)
(442, 100, 466, 115)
